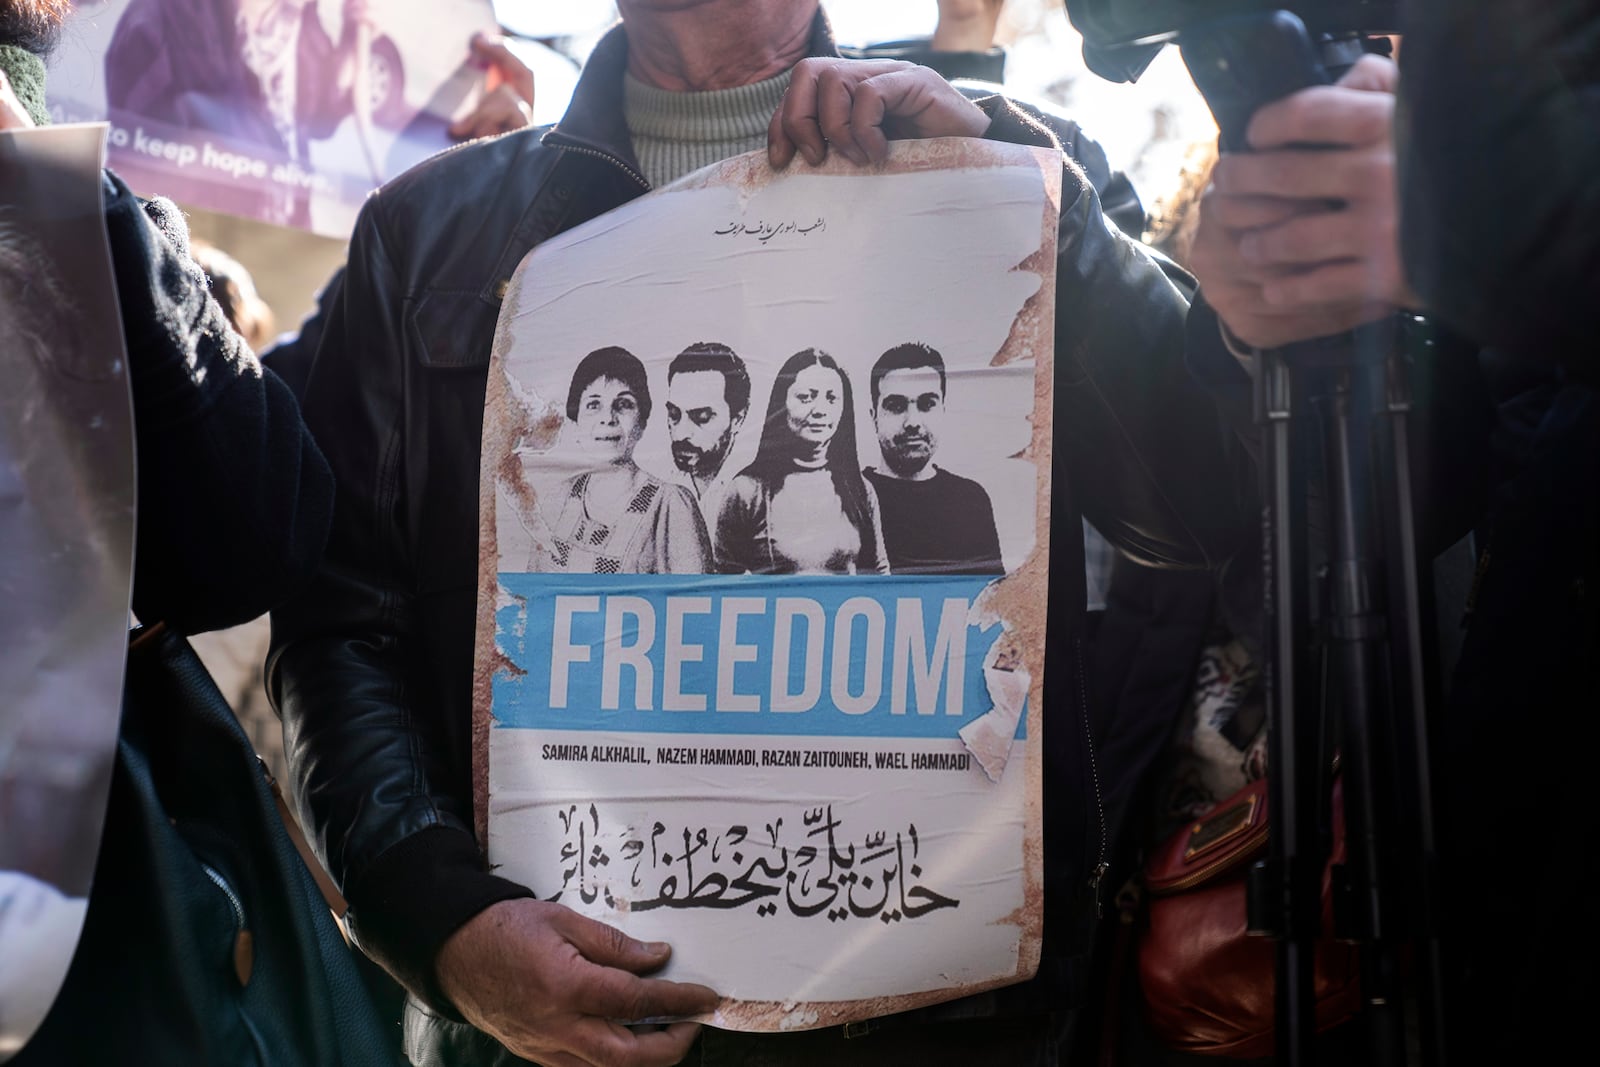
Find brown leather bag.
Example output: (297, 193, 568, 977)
(1136, 776, 1362, 1058)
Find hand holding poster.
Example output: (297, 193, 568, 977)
(46, 0, 499, 237)
(477, 138, 1061, 1030)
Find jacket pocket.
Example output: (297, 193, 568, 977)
(408, 289, 498, 370)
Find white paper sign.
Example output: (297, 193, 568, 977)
(476, 139, 1060, 1031)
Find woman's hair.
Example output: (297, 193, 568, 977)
(0, 1, 71, 56)
(744, 348, 874, 548)
(190, 239, 275, 352)
(1144, 137, 1220, 272)
(564, 346, 652, 424)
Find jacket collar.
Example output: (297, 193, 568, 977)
(543, 7, 840, 184)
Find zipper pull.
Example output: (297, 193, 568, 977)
(1089, 861, 1110, 918)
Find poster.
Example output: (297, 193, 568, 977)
(0, 124, 135, 1058)
(45, 0, 498, 238)
(476, 139, 1060, 1030)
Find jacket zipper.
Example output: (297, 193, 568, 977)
(200, 862, 246, 930)
(543, 135, 651, 193)
(1076, 637, 1110, 916)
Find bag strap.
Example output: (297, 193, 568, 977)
(129, 622, 350, 930)
(261, 759, 350, 921)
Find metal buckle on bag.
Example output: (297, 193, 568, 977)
(1183, 793, 1259, 862)
(842, 1019, 878, 1040)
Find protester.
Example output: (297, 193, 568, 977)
(190, 236, 276, 350)
(1183, 24, 1596, 1064)
(1, 1, 346, 1058)
(268, 3, 1245, 1064)
(1394, 5, 1599, 1062)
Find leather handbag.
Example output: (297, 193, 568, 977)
(14, 624, 398, 1065)
(1136, 775, 1362, 1059)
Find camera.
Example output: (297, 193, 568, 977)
(1062, 1, 1398, 83)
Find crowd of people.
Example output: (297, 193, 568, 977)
(1, 0, 1595, 1065)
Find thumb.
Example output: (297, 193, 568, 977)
(558, 909, 674, 974)
(1336, 53, 1398, 94)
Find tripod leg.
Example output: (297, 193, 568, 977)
(1319, 362, 1408, 1066)
(1379, 337, 1448, 1067)
(1257, 351, 1320, 1066)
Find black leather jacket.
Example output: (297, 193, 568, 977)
(269, 11, 1248, 1030)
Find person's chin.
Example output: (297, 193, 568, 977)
(885, 453, 931, 477)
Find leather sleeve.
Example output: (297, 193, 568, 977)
(266, 196, 531, 1012)
(979, 97, 1253, 571)
(1398, 0, 1600, 363)
(956, 87, 1147, 239)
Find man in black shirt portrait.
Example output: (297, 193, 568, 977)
(666, 341, 750, 504)
(863, 342, 1005, 575)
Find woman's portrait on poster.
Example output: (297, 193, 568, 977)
(715, 348, 887, 575)
(534, 346, 711, 575)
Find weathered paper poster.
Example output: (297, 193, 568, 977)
(475, 139, 1060, 1031)
(46, 0, 497, 238)
(0, 123, 135, 1058)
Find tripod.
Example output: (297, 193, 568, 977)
(1167, 16, 1448, 1067)
(1060, 6, 1450, 1059)
(1247, 317, 1448, 1067)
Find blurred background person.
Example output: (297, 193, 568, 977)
(190, 237, 275, 350)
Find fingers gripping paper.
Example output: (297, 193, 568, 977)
(474, 139, 1060, 1031)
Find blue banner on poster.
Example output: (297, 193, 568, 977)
(495, 574, 1023, 739)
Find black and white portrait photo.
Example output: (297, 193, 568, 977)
(531, 346, 710, 575)
(863, 342, 1005, 575)
(493, 147, 1053, 580)
(715, 348, 887, 575)
(665, 341, 749, 505)
(481, 139, 1063, 1027)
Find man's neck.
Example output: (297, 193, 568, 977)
(620, 1, 816, 91)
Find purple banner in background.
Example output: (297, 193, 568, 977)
(47, 0, 499, 238)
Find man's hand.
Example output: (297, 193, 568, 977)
(0, 69, 36, 131)
(768, 58, 991, 169)
(342, 0, 376, 34)
(930, 0, 1007, 53)
(435, 898, 720, 1067)
(1189, 54, 1419, 350)
(450, 33, 537, 141)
